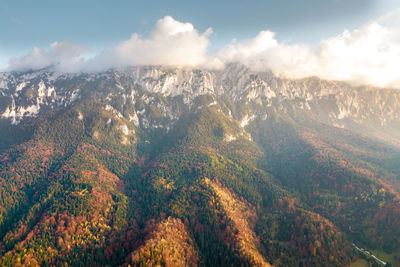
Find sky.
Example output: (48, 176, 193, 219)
(1, 0, 400, 87)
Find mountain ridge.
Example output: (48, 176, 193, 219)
(0, 63, 399, 266)
(1, 63, 399, 145)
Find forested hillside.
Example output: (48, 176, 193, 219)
(0, 65, 399, 266)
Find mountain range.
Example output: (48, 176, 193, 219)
(0, 63, 399, 266)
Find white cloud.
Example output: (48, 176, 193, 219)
(214, 18, 400, 88)
(86, 16, 212, 70)
(212, 31, 314, 76)
(313, 22, 400, 87)
(8, 42, 85, 72)
(6, 14, 400, 88)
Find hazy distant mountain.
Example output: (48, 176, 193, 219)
(0, 64, 399, 266)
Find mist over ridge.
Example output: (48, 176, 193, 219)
(5, 13, 400, 89)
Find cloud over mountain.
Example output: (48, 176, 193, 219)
(213, 21, 400, 87)
(8, 42, 85, 72)
(87, 16, 212, 71)
(6, 14, 400, 88)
